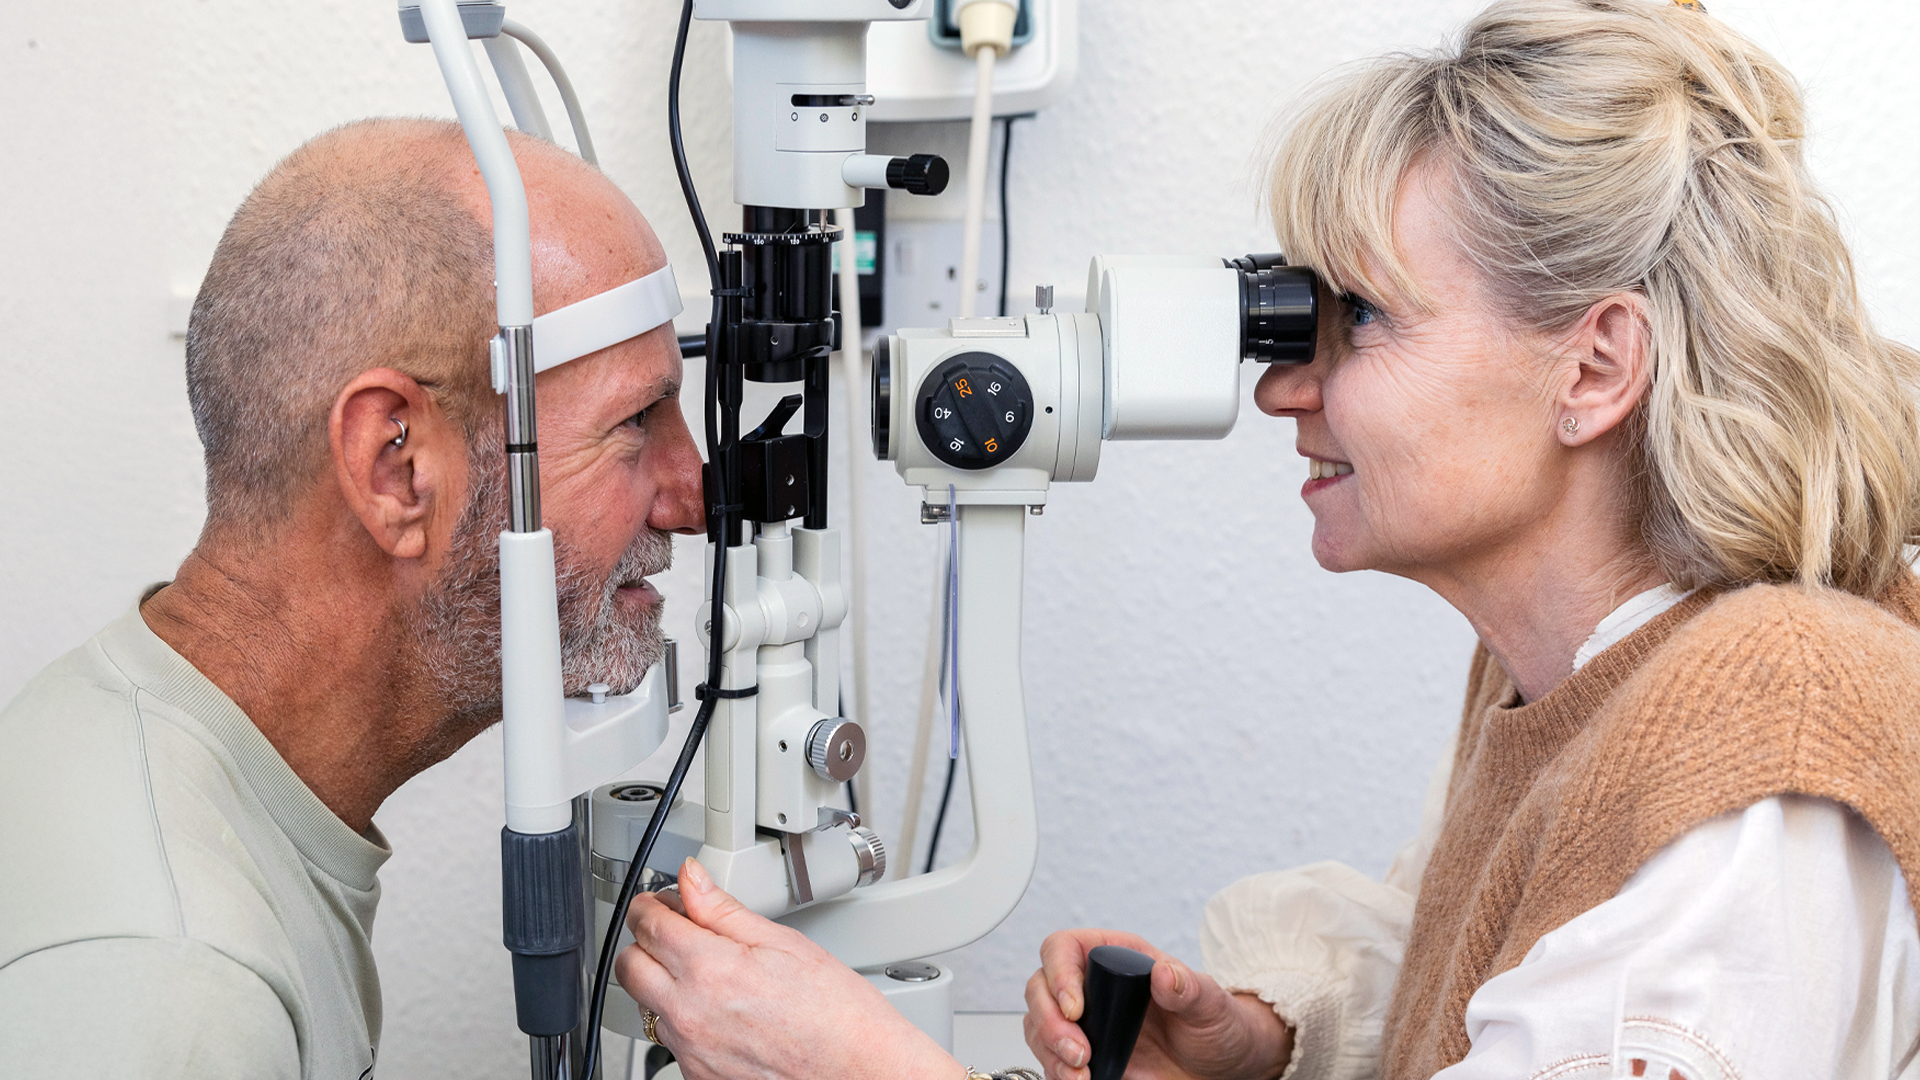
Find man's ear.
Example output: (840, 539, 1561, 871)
(1555, 292, 1653, 446)
(329, 370, 460, 561)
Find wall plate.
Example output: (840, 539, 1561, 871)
(865, 0, 1076, 122)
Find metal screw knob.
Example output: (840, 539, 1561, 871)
(807, 718, 866, 782)
(1036, 284, 1054, 314)
(849, 826, 887, 887)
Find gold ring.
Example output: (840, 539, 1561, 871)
(642, 1008, 662, 1045)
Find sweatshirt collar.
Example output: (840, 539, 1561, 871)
(97, 591, 391, 893)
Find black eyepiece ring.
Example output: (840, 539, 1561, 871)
(1229, 253, 1318, 364)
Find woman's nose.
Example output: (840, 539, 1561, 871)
(1254, 359, 1324, 417)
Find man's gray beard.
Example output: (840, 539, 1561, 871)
(411, 438, 675, 719)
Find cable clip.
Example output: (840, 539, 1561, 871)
(694, 683, 759, 700)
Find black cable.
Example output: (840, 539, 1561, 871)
(580, 2, 728, 1076)
(923, 753, 960, 874)
(997, 116, 1017, 318)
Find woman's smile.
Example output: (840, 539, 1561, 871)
(1302, 455, 1354, 496)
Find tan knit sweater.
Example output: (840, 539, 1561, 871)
(1379, 574, 1920, 1077)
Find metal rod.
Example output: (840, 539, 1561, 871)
(572, 792, 601, 1080)
(502, 324, 541, 532)
(530, 1033, 567, 1080)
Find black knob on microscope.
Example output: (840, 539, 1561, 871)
(1077, 945, 1156, 1080)
(887, 153, 950, 196)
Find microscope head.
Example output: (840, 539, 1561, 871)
(872, 253, 1320, 499)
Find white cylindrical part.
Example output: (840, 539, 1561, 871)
(482, 35, 554, 141)
(500, 20, 599, 167)
(956, 0, 1018, 56)
(499, 529, 571, 833)
(1092, 256, 1243, 440)
(418, 0, 533, 326)
(956, 45, 997, 318)
(865, 963, 955, 1051)
(842, 153, 893, 190)
(731, 23, 870, 209)
(892, 547, 947, 878)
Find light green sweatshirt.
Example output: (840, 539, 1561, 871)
(0, 594, 389, 1079)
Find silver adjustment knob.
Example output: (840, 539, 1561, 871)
(807, 718, 866, 782)
(849, 826, 887, 887)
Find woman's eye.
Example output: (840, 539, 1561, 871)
(1344, 295, 1380, 327)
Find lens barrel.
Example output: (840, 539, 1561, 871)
(1229, 253, 1317, 364)
(870, 336, 892, 461)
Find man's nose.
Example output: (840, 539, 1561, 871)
(1254, 358, 1325, 417)
(648, 425, 708, 536)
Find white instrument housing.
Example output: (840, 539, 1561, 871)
(876, 255, 1248, 504)
(696, 0, 931, 210)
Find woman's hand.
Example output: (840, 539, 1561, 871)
(1022, 929, 1293, 1080)
(616, 858, 958, 1080)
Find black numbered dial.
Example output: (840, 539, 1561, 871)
(915, 353, 1034, 470)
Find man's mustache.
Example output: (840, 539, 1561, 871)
(607, 529, 674, 590)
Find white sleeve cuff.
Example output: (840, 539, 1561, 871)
(1220, 966, 1347, 1080)
(1201, 861, 1416, 1080)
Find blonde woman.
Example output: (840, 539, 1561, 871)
(1024, 2, 1920, 1077)
(615, 2, 1920, 1077)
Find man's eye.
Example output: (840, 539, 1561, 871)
(623, 404, 654, 429)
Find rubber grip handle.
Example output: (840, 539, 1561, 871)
(1077, 945, 1155, 1080)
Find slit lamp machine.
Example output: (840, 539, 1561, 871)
(400, 1, 1319, 1075)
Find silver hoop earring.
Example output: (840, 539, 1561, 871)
(1561, 416, 1579, 439)
(390, 418, 408, 448)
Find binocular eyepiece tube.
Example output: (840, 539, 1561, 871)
(1228, 253, 1318, 365)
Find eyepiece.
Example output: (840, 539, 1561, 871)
(887, 154, 950, 197)
(1229, 253, 1317, 364)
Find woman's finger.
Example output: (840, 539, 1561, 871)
(1038, 928, 1167, 1021)
(1024, 969, 1088, 1071)
(612, 938, 674, 1008)
(674, 857, 798, 949)
(1037, 933, 1092, 1020)
(1148, 957, 1234, 1026)
(625, 890, 722, 980)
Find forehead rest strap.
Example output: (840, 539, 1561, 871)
(492, 263, 683, 392)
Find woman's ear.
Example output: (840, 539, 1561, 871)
(329, 369, 459, 561)
(1555, 292, 1653, 446)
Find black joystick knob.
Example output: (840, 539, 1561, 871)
(1077, 945, 1156, 1080)
(888, 153, 950, 196)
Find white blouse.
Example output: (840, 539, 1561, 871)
(1201, 586, 1920, 1080)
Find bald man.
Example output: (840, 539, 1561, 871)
(0, 119, 704, 1077)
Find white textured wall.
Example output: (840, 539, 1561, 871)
(3, 2, 1914, 1076)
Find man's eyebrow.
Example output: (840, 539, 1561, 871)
(643, 375, 681, 402)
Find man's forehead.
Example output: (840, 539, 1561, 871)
(527, 169, 668, 315)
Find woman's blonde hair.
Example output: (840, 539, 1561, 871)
(1268, 0, 1920, 597)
